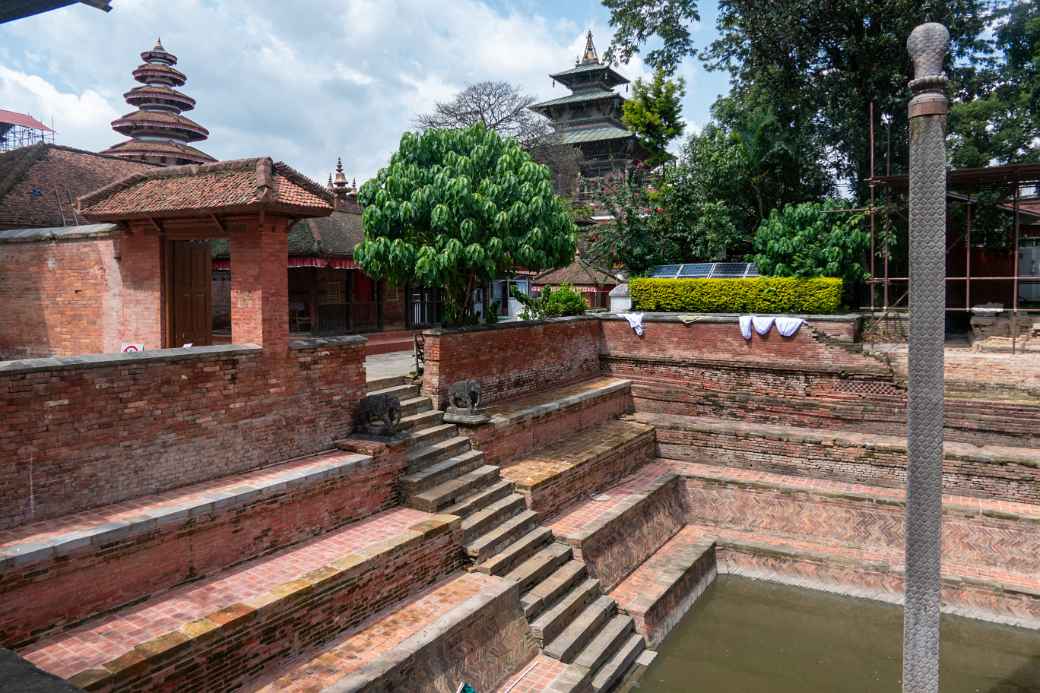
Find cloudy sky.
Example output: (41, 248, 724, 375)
(0, 0, 730, 183)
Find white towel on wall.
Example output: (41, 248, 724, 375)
(621, 312, 645, 336)
(739, 315, 754, 340)
(752, 316, 775, 336)
(775, 317, 806, 337)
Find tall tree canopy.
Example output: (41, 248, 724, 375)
(621, 69, 686, 167)
(356, 125, 576, 325)
(414, 81, 550, 146)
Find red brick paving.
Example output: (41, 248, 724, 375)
(495, 653, 568, 693)
(20, 507, 430, 678)
(257, 572, 493, 691)
(548, 460, 671, 538)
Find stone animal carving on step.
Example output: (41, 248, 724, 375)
(357, 393, 402, 436)
(448, 379, 482, 414)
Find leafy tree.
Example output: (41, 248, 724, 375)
(355, 125, 577, 325)
(950, 1, 1040, 166)
(752, 200, 869, 288)
(587, 173, 678, 275)
(511, 284, 588, 319)
(414, 81, 551, 147)
(622, 69, 686, 167)
(603, 0, 700, 73)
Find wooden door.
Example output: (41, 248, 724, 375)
(170, 240, 213, 346)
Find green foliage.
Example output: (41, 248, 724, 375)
(587, 173, 678, 275)
(630, 277, 843, 314)
(622, 69, 686, 167)
(510, 284, 588, 320)
(752, 200, 869, 287)
(602, 0, 700, 72)
(950, 1, 1040, 166)
(356, 125, 576, 325)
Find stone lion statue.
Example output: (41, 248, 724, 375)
(448, 379, 482, 414)
(357, 393, 402, 436)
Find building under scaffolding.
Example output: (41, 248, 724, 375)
(865, 162, 1040, 350)
(0, 109, 54, 152)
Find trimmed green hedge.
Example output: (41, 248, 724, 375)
(630, 277, 843, 314)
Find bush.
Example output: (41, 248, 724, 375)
(630, 277, 842, 314)
(511, 284, 588, 319)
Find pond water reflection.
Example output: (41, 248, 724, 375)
(640, 576, 1040, 692)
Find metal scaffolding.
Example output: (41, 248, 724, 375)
(0, 110, 55, 152)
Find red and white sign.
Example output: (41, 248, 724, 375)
(120, 343, 144, 353)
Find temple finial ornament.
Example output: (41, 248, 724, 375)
(581, 30, 599, 65)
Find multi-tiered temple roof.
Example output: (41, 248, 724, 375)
(100, 39, 215, 166)
(530, 31, 645, 177)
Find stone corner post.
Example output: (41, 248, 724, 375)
(903, 21, 949, 693)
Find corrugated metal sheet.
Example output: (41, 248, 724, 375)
(557, 126, 634, 145)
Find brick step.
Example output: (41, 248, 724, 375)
(255, 572, 527, 693)
(590, 633, 646, 693)
(637, 411, 1040, 506)
(573, 613, 634, 672)
(405, 422, 459, 449)
(544, 595, 615, 663)
(499, 419, 656, 520)
(522, 560, 588, 621)
(461, 494, 527, 544)
(474, 526, 554, 577)
(548, 462, 685, 592)
(367, 382, 421, 400)
(672, 459, 1040, 579)
(399, 395, 433, 417)
(465, 510, 539, 563)
(410, 467, 505, 514)
(530, 579, 601, 646)
(609, 526, 717, 648)
(365, 375, 410, 392)
(503, 542, 573, 594)
(0, 450, 383, 649)
(17, 509, 461, 691)
(407, 436, 472, 471)
(701, 524, 1040, 630)
(399, 408, 443, 432)
(401, 449, 484, 495)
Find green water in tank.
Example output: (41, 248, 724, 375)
(638, 576, 1040, 693)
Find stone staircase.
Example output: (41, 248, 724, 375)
(373, 376, 649, 692)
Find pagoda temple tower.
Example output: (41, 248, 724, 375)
(100, 39, 215, 166)
(529, 31, 647, 179)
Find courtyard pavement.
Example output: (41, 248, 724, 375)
(365, 350, 414, 383)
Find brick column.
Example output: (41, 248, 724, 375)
(118, 231, 163, 349)
(230, 219, 289, 352)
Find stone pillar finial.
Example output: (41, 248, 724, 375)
(907, 22, 950, 117)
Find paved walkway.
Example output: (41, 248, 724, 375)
(365, 350, 414, 383)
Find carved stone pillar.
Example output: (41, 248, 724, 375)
(903, 21, 949, 693)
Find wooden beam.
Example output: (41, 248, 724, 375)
(209, 213, 227, 235)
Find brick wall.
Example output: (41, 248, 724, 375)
(0, 337, 366, 529)
(0, 453, 404, 648)
(421, 316, 601, 407)
(0, 234, 122, 359)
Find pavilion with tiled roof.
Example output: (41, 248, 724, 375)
(530, 31, 647, 178)
(100, 39, 216, 166)
(532, 254, 623, 309)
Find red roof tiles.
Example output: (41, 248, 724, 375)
(79, 157, 334, 220)
(0, 109, 53, 132)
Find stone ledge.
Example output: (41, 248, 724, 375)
(288, 334, 368, 350)
(422, 314, 598, 337)
(0, 451, 375, 571)
(597, 312, 863, 324)
(486, 378, 631, 430)
(599, 352, 891, 378)
(0, 343, 262, 375)
(636, 411, 1040, 469)
(667, 459, 1040, 524)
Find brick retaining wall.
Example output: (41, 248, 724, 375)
(421, 317, 601, 407)
(0, 337, 366, 529)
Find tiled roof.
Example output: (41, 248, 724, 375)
(530, 89, 620, 111)
(556, 125, 635, 145)
(533, 257, 621, 287)
(550, 62, 628, 83)
(111, 109, 209, 139)
(101, 138, 215, 164)
(79, 157, 334, 221)
(0, 109, 53, 132)
(211, 209, 363, 260)
(0, 143, 156, 230)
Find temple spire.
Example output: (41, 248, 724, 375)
(581, 30, 599, 65)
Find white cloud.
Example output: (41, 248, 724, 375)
(0, 0, 701, 183)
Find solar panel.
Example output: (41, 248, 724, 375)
(710, 262, 752, 277)
(677, 263, 713, 277)
(650, 264, 681, 278)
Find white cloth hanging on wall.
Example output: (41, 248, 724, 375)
(752, 316, 775, 336)
(739, 315, 754, 340)
(775, 317, 806, 337)
(621, 312, 645, 336)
